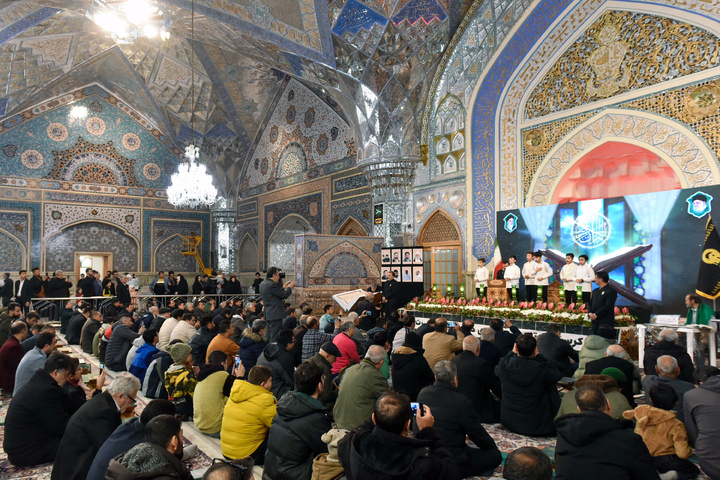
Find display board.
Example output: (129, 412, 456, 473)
(381, 247, 423, 282)
(497, 186, 719, 313)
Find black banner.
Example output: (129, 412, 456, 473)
(697, 216, 720, 299)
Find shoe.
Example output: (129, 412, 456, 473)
(182, 444, 198, 461)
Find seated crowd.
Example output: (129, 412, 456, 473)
(1, 268, 720, 480)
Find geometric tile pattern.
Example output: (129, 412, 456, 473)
(155, 234, 197, 273)
(0, 228, 24, 271)
(45, 221, 139, 272)
(331, 195, 372, 234)
(296, 234, 383, 287)
(43, 204, 141, 241)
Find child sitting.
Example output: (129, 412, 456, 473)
(623, 383, 699, 479)
(164, 342, 198, 420)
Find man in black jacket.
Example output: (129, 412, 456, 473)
(338, 391, 457, 480)
(115, 274, 131, 307)
(3, 353, 75, 467)
(452, 335, 502, 423)
(105, 315, 144, 371)
(418, 361, 501, 478)
(643, 328, 694, 383)
(306, 341, 340, 410)
(264, 362, 332, 480)
(45, 270, 72, 298)
(585, 344, 636, 407)
(66, 303, 92, 345)
(259, 266, 296, 343)
(554, 385, 658, 480)
(52, 372, 141, 480)
(489, 317, 520, 356)
(495, 334, 562, 436)
(0, 272, 13, 306)
(356, 291, 378, 327)
(537, 324, 579, 377)
(14, 269, 32, 313)
(391, 332, 434, 402)
(189, 315, 216, 367)
(479, 327, 502, 366)
(589, 271, 617, 339)
(382, 270, 401, 317)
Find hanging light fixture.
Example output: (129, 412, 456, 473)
(86, 0, 171, 43)
(166, 0, 218, 209)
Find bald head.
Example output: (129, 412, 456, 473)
(659, 328, 678, 343)
(150, 306, 159, 315)
(605, 344, 626, 358)
(656, 355, 680, 378)
(463, 335, 480, 355)
(481, 327, 495, 342)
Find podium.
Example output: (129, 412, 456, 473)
(637, 323, 717, 368)
(548, 280, 562, 305)
(487, 279, 507, 302)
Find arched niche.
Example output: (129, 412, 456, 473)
(0, 228, 26, 271)
(267, 215, 315, 273)
(239, 234, 258, 272)
(527, 109, 720, 206)
(419, 210, 461, 245)
(45, 221, 139, 272)
(154, 234, 197, 272)
(337, 217, 367, 237)
(551, 141, 682, 203)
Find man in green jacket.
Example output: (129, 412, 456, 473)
(686, 294, 715, 325)
(333, 345, 389, 430)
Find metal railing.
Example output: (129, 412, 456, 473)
(30, 293, 260, 320)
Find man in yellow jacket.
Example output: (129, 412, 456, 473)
(221, 365, 276, 465)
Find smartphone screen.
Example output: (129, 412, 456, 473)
(447, 321, 455, 327)
(410, 402, 419, 415)
(99, 363, 104, 372)
(234, 355, 242, 371)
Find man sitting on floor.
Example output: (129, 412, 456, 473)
(86, 399, 177, 480)
(585, 344, 638, 407)
(0, 321, 27, 395)
(451, 334, 502, 423)
(3, 352, 74, 467)
(194, 350, 244, 438)
(337, 391, 457, 479)
(554, 385, 658, 480)
(52, 372, 141, 480)
(418, 360, 502, 479)
(106, 415, 192, 480)
(13, 330, 56, 395)
(495, 333, 562, 436)
(642, 355, 694, 423)
(221, 365, 276, 465)
(333, 345, 389, 430)
(644, 328, 695, 384)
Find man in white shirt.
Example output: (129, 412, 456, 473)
(573, 254, 594, 305)
(505, 255, 521, 300)
(522, 252, 536, 302)
(474, 258, 489, 298)
(560, 253, 578, 305)
(533, 252, 553, 302)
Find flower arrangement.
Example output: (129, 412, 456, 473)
(405, 297, 636, 327)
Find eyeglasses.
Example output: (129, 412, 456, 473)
(125, 393, 137, 408)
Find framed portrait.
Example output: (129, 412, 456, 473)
(412, 248, 423, 265)
(402, 248, 413, 264)
(412, 266, 423, 283)
(401, 267, 412, 282)
(381, 249, 391, 265)
(381, 268, 389, 281)
(391, 249, 402, 265)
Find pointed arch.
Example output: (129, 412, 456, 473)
(337, 216, 368, 237)
(154, 233, 196, 272)
(238, 234, 258, 272)
(0, 227, 26, 271)
(418, 210, 461, 245)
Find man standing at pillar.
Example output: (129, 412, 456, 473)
(260, 267, 295, 343)
(574, 255, 594, 306)
(522, 252, 536, 302)
(533, 252, 553, 303)
(560, 254, 578, 305)
(505, 256, 521, 300)
(589, 272, 617, 340)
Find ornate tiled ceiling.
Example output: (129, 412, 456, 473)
(0, 0, 477, 197)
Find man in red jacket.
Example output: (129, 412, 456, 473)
(331, 321, 360, 375)
(0, 321, 28, 395)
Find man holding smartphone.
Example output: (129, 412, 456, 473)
(260, 267, 296, 343)
(338, 391, 456, 479)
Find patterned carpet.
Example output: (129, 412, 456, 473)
(0, 374, 213, 479)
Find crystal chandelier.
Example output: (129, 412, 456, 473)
(86, 0, 171, 43)
(166, 0, 218, 209)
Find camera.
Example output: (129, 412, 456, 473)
(447, 321, 455, 327)
(279, 271, 286, 279)
(364, 310, 372, 316)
